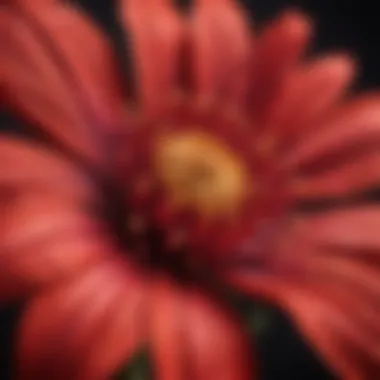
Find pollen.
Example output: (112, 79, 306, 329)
(153, 130, 250, 219)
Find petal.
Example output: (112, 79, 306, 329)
(249, 11, 312, 126)
(0, 136, 95, 202)
(189, 0, 250, 106)
(17, 259, 146, 380)
(21, 2, 127, 131)
(150, 276, 184, 380)
(272, 54, 355, 145)
(291, 206, 380, 253)
(226, 275, 379, 380)
(119, 0, 184, 113)
(149, 277, 253, 380)
(0, 191, 108, 302)
(183, 288, 253, 380)
(283, 93, 380, 170)
(3, 0, 53, 5)
(291, 150, 380, 199)
(224, 207, 380, 380)
(1, 8, 106, 166)
(285, 209, 380, 302)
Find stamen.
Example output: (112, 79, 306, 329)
(153, 130, 249, 218)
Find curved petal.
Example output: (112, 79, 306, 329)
(290, 206, 380, 253)
(248, 11, 312, 126)
(150, 277, 253, 380)
(184, 289, 253, 380)
(17, 259, 146, 380)
(189, 0, 250, 106)
(227, 276, 379, 380)
(0, 136, 95, 202)
(291, 151, 380, 199)
(283, 93, 380, 170)
(119, 0, 184, 113)
(19, 1, 127, 131)
(150, 276, 185, 380)
(3, 0, 53, 5)
(1, 8, 110, 166)
(0, 191, 109, 302)
(224, 207, 380, 380)
(272, 54, 355, 145)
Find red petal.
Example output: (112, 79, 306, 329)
(291, 150, 380, 199)
(226, 273, 379, 380)
(281, 284, 379, 380)
(17, 259, 146, 380)
(183, 288, 253, 380)
(291, 206, 380, 252)
(224, 207, 380, 380)
(189, 0, 250, 106)
(283, 93, 380, 169)
(0, 136, 95, 202)
(119, 0, 184, 113)
(272, 54, 355, 145)
(0, 191, 108, 302)
(22, 2, 127, 131)
(3, 0, 53, 5)
(284, 209, 380, 303)
(306, 255, 379, 305)
(150, 279, 253, 380)
(1, 9, 105, 166)
(249, 10, 312, 126)
(150, 276, 185, 380)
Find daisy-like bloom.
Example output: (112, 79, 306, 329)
(1, 0, 380, 379)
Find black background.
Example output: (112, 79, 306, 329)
(1, 0, 379, 379)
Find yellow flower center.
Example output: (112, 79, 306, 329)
(154, 130, 249, 219)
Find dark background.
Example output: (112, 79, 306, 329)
(1, 0, 379, 379)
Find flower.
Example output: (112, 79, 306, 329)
(1, 0, 379, 379)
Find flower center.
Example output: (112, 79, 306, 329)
(153, 130, 249, 219)
(115, 100, 289, 269)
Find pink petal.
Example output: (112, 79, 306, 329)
(281, 210, 380, 302)
(189, 0, 250, 106)
(20, 1, 127, 132)
(272, 54, 355, 145)
(248, 10, 312, 126)
(17, 259, 146, 380)
(283, 93, 380, 170)
(286, 209, 380, 304)
(183, 287, 253, 380)
(279, 285, 379, 380)
(0, 136, 95, 202)
(226, 274, 379, 380)
(119, 0, 184, 113)
(305, 255, 380, 306)
(1, 10, 104, 166)
(0, 191, 108, 302)
(5, 0, 53, 4)
(224, 207, 380, 380)
(149, 277, 253, 380)
(292, 206, 380, 252)
(150, 276, 185, 380)
(291, 150, 380, 199)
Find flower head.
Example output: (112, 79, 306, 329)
(1, 0, 379, 379)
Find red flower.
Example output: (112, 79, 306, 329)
(1, 0, 379, 379)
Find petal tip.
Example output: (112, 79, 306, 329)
(279, 9, 314, 39)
